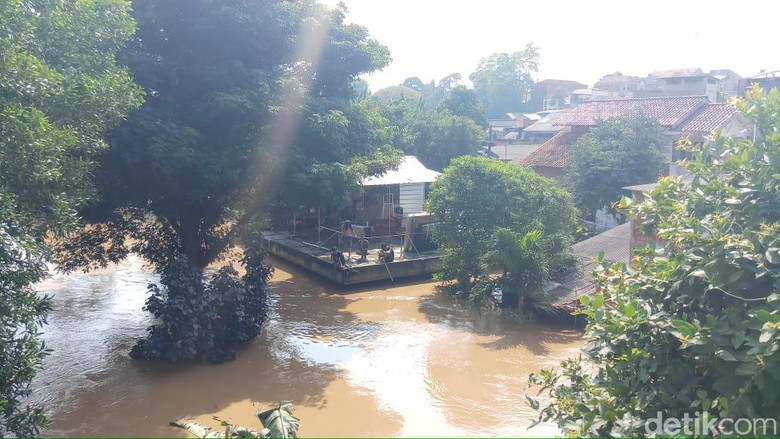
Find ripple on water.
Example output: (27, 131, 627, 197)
(30, 255, 581, 438)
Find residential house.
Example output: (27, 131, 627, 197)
(738, 70, 780, 95)
(593, 72, 643, 98)
(636, 68, 718, 103)
(520, 109, 571, 142)
(709, 69, 742, 98)
(531, 79, 587, 112)
(519, 96, 753, 180)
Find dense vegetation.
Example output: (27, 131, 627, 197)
(530, 87, 780, 437)
(373, 76, 486, 171)
(55, 0, 398, 363)
(426, 157, 577, 306)
(566, 115, 667, 219)
(469, 43, 539, 118)
(0, 0, 141, 435)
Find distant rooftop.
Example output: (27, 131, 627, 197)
(518, 127, 582, 168)
(677, 103, 739, 132)
(649, 68, 707, 78)
(522, 99, 743, 170)
(560, 96, 709, 127)
(523, 109, 571, 133)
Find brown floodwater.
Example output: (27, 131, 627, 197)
(32, 255, 583, 437)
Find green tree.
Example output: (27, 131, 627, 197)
(410, 109, 484, 171)
(0, 0, 141, 435)
(469, 44, 539, 119)
(57, 0, 395, 363)
(566, 115, 667, 219)
(530, 86, 780, 437)
(440, 85, 487, 128)
(426, 157, 577, 303)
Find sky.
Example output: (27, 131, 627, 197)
(321, 0, 777, 92)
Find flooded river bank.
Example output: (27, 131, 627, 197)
(32, 255, 582, 437)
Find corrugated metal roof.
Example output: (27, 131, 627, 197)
(362, 156, 441, 186)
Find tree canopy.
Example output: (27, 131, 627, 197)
(469, 44, 539, 119)
(56, 0, 397, 363)
(0, 0, 141, 435)
(566, 115, 667, 219)
(530, 86, 780, 437)
(426, 157, 577, 304)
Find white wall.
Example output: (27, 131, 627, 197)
(399, 183, 425, 215)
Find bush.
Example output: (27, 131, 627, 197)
(529, 86, 780, 437)
(131, 242, 273, 364)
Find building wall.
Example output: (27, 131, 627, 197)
(399, 183, 425, 215)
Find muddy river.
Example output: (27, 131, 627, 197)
(32, 255, 583, 437)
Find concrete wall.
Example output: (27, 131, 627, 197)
(262, 236, 440, 285)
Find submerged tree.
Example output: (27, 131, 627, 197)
(426, 157, 577, 305)
(0, 0, 141, 435)
(566, 115, 667, 219)
(530, 86, 780, 437)
(57, 0, 396, 363)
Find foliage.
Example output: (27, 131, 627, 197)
(172, 403, 301, 438)
(439, 85, 487, 128)
(479, 228, 549, 307)
(258, 403, 301, 439)
(566, 115, 667, 219)
(426, 157, 577, 303)
(131, 240, 273, 363)
(409, 109, 485, 171)
(375, 80, 486, 172)
(0, 0, 141, 435)
(469, 44, 539, 119)
(529, 86, 780, 437)
(57, 0, 396, 362)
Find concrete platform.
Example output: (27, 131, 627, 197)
(261, 231, 441, 285)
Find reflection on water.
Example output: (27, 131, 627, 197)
(32, 256, 582, 437)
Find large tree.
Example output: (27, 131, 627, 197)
(469, 43, 539, 119)
(566, 115, 667, 219)
(530, 86, 780, 437)
(374, 81, 486, 172)
(57, 0, 396, 363)
(0, 0, 141, 435)
(426, 157, 577, 304)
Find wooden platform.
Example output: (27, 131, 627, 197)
(261, 231, 441, 285)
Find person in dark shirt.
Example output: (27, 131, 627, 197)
(378, 243, 394, 264)
(331, 246, 347, 270)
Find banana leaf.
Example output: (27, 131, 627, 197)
(257, 403, 300, 439)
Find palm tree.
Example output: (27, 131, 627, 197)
(481, 228, 549, 308)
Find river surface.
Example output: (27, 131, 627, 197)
(32, 255, 583, 437)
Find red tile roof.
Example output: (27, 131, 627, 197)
(677, 103, 738, 132)
(559, 96, 708, 127)
(518, 127, 583, 168)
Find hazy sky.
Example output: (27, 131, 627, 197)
(321, 0, 776, 92)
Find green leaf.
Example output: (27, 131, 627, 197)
(716, 349, 738, 362)
(593, 294, 605, 310)
(526, 395, 540, 410)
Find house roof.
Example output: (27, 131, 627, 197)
(518, 127, 583, 168)
(523, 109, 571, 133)
(559, 96, 709, 127)
(545, 222, 632, 306)
(362, 156, 440, 186)
(521, 99, 742, 170)
(650, 68, 705, 78)
(677, 103, 738, 132)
